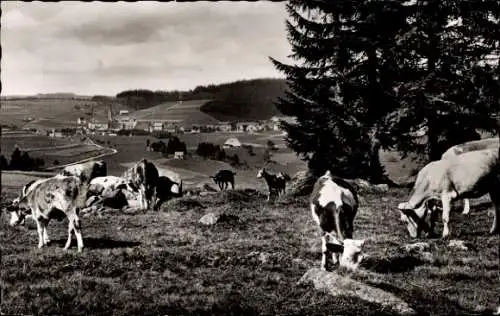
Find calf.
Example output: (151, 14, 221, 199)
(61, 160, 107, 183)
(122, 159, 159, 210)
(9, 175, 89, 252)
(310, 170, 360, 271)
(398, 148, 500, 238)
(257, 168, 290, 201)
(210, 169, 236, 191)
(441, 137, 499, 214)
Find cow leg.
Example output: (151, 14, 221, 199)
(35, 219, 46, 249)
(488, 191, 499, 235)
(462, 198, 470, 215)
(428, 209, 439, 238)
(73, 215, 84, 252)
(441, 193, 453, 238)
(64, 220, 74, 250)
(231, 181, 235, 190)
(43, 225, 51, 245)
(320, 233, 329, 271)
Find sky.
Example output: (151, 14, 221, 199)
(1, 1, 292, 96)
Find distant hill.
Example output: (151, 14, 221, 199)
(129, 99, 220, 125)
(199, 78, 287, 121)
(115, 78, 287, 121)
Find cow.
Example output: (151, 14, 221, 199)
(8, 175, 89, 252)
(257, 168, 290, 201)
(440, 137, 499, 215)
(310, 170, 360, 271)
(61, 160, 107, 183)
(88, 176, 135, 198)
(398, 148, 500, 239)
(210, 169, 236, 191)
(122, 159, 159, 210)
(158, 168, 183, 197)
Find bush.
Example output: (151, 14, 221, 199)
(196, 142, 225, 161)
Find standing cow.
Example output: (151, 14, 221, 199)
(210, 169, 236, 191)
(310, 170, 360, 271)
(61, 160, 107, 183)
(122, 159, 159, 210)
(8, 175, 89, 252)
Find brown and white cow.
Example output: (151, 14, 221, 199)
(310, 170, 360, 271)
(122, 159, 159, 210)
(9, 175, 89, 252)
(398, 148, 500, 238)
(61, 160, 107, 183)
(440, 137, 499, 215)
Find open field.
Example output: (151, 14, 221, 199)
(130, 100, 219, 126)
(1, 132, 75, 154)
(0, 98, 128, 128)
(1, 186, 498, 315)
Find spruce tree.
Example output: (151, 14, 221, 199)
(270, 0, 406, 181)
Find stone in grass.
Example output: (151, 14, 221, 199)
(447, 240, 469, 251)
(298, 268, 416, 315)
(199, 212, 239, 226)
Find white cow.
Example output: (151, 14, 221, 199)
(398, 148, 500, 238)
(441, 137, 499, 214)
(88, 176, 135, 197)
(9, 175, 89, 252)
(61, 160, 107, 183)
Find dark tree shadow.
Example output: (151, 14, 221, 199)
(50, 237, 141, 249)
(360, 255, 427, 274)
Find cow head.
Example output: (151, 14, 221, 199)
(256, 168, 265, 179)
(339, 238, 366, 271)
(7, 199, 30, 226)
(397, 202, 432, 238)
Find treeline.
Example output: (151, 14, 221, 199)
(0, 148, 45, 171)
(148, 137, 187, 157)
(271, 1, 500, 181)
(113, 78, 287, 120)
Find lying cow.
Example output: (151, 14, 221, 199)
(122, 159, 159, 210)
(441, 137, 499, 215)
(61, 160, 107, 183)
(398, 148, 500, 238)
(310, 170, 360, 271)
(210, 169, 236, 191)
(9, 175, 89, 252)
(88, 176, 135, 198)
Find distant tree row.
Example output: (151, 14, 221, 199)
(195, 142, 241, 166)
(0, 148, 45, 171)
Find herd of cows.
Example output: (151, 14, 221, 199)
(2, 137, 500, 299)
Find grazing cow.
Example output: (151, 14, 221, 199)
(158, 168, 183, 197)
(310, 170, 360, 271)
(257, 168, 290, 201)
(61, 160, 107, 183)
(339, 238, 366, 271)
(88, 176, 135, 197)
(8, 175, 89, 252)
(122, 159, 159, 210)
(440, 137, 499, 215)
(398, 148, 500, 238)
(210, 169, 236, 191)
(152, 176, 181, 210)
(8, 178, 47, 225)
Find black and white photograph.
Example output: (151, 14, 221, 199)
(1, 1, 499, 315)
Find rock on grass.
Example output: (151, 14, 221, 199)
(298, 268, 416, 315)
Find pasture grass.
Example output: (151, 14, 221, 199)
(1, 188, 498, 315)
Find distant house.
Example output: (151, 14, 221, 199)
(174, 151, 185, 160)
(217, 122, 232, 132)
(77, 117, 87, 125)
(223, 138, 242, 149)
(119, 110, 129, 116)
(88, 121, 109, 131)
(119, 118, 137, 130)
(149, 122, 163, 132)
(49, 129, 63, 138)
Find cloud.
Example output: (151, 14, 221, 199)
(1, 2, 292, 95)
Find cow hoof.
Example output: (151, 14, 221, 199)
(37, 244, 44, 249)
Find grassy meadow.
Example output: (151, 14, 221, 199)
(0, 187, 498, 315)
